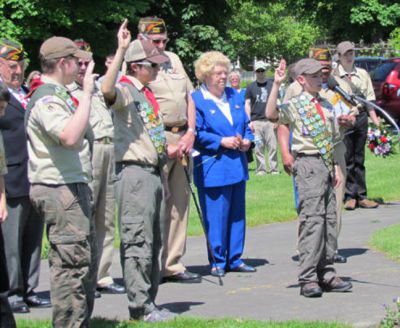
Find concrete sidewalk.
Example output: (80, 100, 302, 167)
(17, 202, 400, 326)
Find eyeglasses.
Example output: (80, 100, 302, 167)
(255, 69, 265, 73)
(135, 61, 159, 68)
(150, 38, 169, 45)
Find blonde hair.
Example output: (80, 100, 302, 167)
(194, 51, 231, 82)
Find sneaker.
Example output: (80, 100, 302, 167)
(256, 172, 266, 176)
(300, 282, 323, 298)
(319, 277, 352, 292)
(270, 171, 281, 175)
(344, 199, 356, 210)
(358, 199, 379, 209)
(144, 309, 175, 323)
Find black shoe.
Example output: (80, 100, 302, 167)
(229, 263, 256, 273)
(25, 295, 51, 308)
(210, 267, 225, 277)
(300, 282, 323, 298)
(334, 254, 347, 263)
(94, 290, 102, 298)
(163, 271, 202, 283)
(97, 282, 126, 294)
(319, 277, 352, 292)
(10, 301, 30, 313)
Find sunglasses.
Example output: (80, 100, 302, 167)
(256, 69, 265, 73)
(135, 61, 159, 68)
(150, 38, 169, 45)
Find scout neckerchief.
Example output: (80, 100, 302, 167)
(119, 75, 167, 155)
(292, 92, 334, 173)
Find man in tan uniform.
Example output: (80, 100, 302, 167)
(333, 41, 380, 210)
(68, 40, 125, 296)
(26, 37, 97, 328)
(137, 17, 200, 283)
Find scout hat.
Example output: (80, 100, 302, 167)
(294, 58, 323, 76)
(336, 41, 355, 55)
(138, 17, 167, 35)
(40, 36, 92, 60)
(0, 38, 24, 61)
(254, 61, 267, 71)
(124, 39, 168, 64)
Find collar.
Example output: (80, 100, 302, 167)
(200, 84, 227, 103)
(66, 81, 81, 92)
(119, 75, 145, 91)
(337, 64, 358, 77)
(41, 75, 68, 90)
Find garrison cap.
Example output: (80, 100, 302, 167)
(138, 17, 167, 35)
(0, 38, 24, 61)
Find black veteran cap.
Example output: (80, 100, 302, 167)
(309, 48, 332, 61)
(0, 38, 24, 61)
(138, 17, 167, 35)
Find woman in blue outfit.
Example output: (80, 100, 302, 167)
(190, 51, 255, 277)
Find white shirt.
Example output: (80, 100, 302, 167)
(200, 85, 233, 125)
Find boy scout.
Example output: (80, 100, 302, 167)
(68, 40, 125, 296)
(266, 58, 353, 298)
(334, 41, 380, 210)
(283, 48, 357, 264)
(25, 37, 97, 327)
(137, 17, 200, 284)
(101, 20, 175, 322)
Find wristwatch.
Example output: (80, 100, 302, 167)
(187, 127, 197, 136)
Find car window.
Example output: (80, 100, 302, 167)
(370, 63, 396, 81)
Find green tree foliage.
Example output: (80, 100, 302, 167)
(0, 0, 153, 71)
(388, 28, 400, 56)
(146, 1, 235, 79)
(226, 1, 320, 66)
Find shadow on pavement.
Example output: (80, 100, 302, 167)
(160, 301, 204, 314)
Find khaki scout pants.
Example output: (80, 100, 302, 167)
(294, 156, 337, 284)
(161, 131, 191, 277)
(30, 183, 97, 328)
(252, 119, 278, 174)
(89, 142, 116, 287)
(115, 164, 164, 319)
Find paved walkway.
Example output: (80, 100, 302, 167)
(16, 202, 400, 327)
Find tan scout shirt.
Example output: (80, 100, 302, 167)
(68, 81, 114, 140)
(0, 132, 7, 176)
(26, 76, 92, 184)
(148, 51, 193, 127)
(112, 75, 159, 165)
(335, 64, 376, 102)
(279, 91, 336, 155)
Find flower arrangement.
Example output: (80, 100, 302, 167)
(367, 124, 397, 157)
(381, 297, 400, 328)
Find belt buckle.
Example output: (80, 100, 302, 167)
(171, 126, 179, 133)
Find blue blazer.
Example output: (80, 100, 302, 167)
(192, 87, 254, 188)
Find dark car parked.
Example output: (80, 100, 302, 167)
(355, 56, 385, 73)
(370, 58, 400, 122)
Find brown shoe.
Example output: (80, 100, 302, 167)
(319, 277, 352, 292)
(344, 199, 356, 210)
(358, 199, 379, 209)
(300, 282, 323, 298)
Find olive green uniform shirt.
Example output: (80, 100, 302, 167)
(26, 76, 92, 184)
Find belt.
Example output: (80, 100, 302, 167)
(295, 153, 321, 158)
(119, 161, 159, 174)
(94, 137, 113, 144)
(164, 124, 188, 133)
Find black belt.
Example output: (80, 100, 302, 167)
(164, 124, 188, 133)
(296, 153, 321, 158)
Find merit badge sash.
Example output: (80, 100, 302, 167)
(292, 93, 334, 173)
(119, 77, 167, 155)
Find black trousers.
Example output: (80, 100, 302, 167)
(0, 225, 16, 328)
(343, 111, 368, 201)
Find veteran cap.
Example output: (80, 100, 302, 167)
(138, 17, 167, 35)
(294, 58, 323, 76)
(74, 39, 93, 60)
(124, 39, 168, 64)
(40, 36, 92, 60)
(0, 38, 24, 61)
(336, 41, 355, 55)
(310, 48, 332, 62)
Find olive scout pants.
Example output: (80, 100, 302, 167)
(294, 155, 337, 285)
(115, 163, 164, 320)
(30, 183, 97, 328)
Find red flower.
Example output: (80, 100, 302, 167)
(368, 143, 375, 150)
(381, 136, 388, 143)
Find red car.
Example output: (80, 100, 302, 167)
(370, 58, 400, 122)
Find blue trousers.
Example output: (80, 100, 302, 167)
(197, 181, 246, 270)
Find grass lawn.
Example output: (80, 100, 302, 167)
(370, 224, 400, 263)
(41, 148, 400, 258)
(17, 317, 352, 328)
